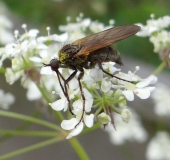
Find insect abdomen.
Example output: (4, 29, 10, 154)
(88, 46, 123, 66)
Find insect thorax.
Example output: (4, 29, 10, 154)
(58, 44, 81, 64)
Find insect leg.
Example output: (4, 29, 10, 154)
(43, 61, 76, 115)
(55, 70, 66, 95)
(98, 63, 133, 83)
(75, 69, 85, 127)
(57, 70, 77, 115)
(107, 106, 116, 130)
(50, 69, 73, 115)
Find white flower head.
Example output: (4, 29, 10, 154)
(146, 132, 170, 160)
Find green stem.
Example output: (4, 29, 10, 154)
(36, 84, 52, 103)
(0, 130, 58, 137)
(153, 60, 167, 75)
(110, 106, 121, 114)
(0, 111, 41, 142)
(0, 110, 60, 131)
(69, 138, 90, 160)
(110, 97, 126, 105)
(82, 123, 101, 134)
(0, 137, 61, 160)
(36, 83, 64, 122)
(0, 67, 5, 74)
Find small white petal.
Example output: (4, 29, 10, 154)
(68, 78, 78, 90)
(136, 75, 157, 88)
(85, 98, 93, 112)
(124, 82, 136, 90)
(29, 56, 42, 63)
(28, 29, 39, 37)
(84, 114, 94, 127)
(26, 82, 41, 100)
(89, 68, 103, 81)
(148, 75, 158, 84)
(40, 67, 53, 75)
(122, 90, 134, 101)
(134, 88, 150, 99)
(61, 118, 79, 130)
(101, 79, 112, 92)
(112, 85, 124, 89)
(83, 88, 93, 99)
(73, 100, 83, 113)
(136, 80, 151, 88)
(146, 87, 155, 92)
(49, 98, 67, 111)
(66, 122, 84, 139)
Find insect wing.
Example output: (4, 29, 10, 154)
(73, 24, 140, 56)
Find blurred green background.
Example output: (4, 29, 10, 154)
(2, 0, 170, 66)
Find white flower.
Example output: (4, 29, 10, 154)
(54, 87, 94, 139)
(61, 111, 94, 139)
(102, 62, 121, 73)
(26, 82, 42, 101)
(136, 15, 170, 54)
(49, 95, 68, 112)
(89, 21, 105, 33)
(19, 29, 39, 41)
(119, 74, 157, 101)
(151, 83, 170, 116)
(59, 18, 91, 41)
(146, 132, 170, 160)
(0, 89, 15, 109)
(5, 68, 23, 85)
(5, 41, 28, 57)
(136, 23, 153, 37)
(72, 98, 93, 114)
(136, 15, 170, 37)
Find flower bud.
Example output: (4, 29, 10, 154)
(121, 109, 131, 123)
(97, 112, 111, 124)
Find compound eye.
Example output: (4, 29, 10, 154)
(50, 59, 60, 71)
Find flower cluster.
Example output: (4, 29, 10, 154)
(48, 62, 156, 138)
(0, 14, 157, 139)
(146, 132, 170, 160)
(136, 14, 170, 66)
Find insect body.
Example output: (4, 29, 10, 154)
(44, 24, 140, 126)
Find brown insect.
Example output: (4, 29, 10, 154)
(44, 24, 140, 126)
